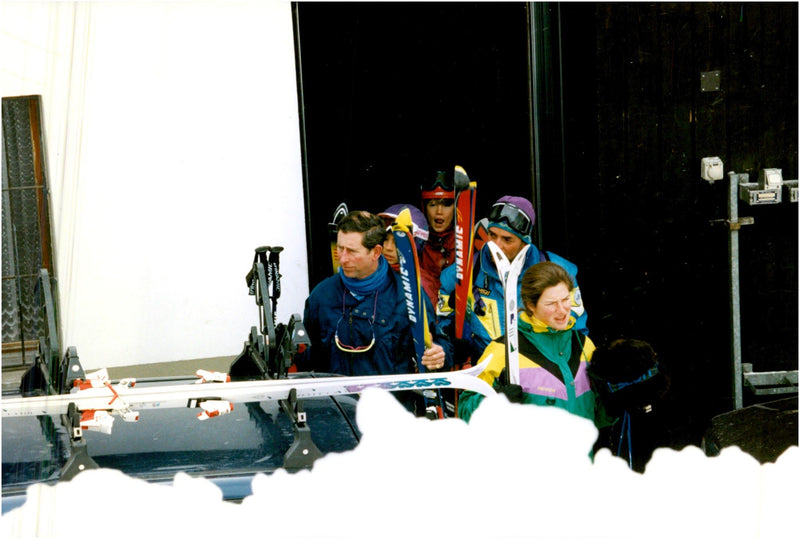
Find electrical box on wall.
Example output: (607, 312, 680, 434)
(701, 157, 724, 182)
(760, 168, 783, 190)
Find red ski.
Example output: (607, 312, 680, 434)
(453, 165, 477, 344)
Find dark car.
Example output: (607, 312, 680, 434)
(2, 368, 362, 515)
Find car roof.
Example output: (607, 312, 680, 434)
(2, 374, 361, 512)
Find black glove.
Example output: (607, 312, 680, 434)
(453, 338, 473, 367)
(496, 383, 524, 403)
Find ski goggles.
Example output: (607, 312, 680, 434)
(334, 291, 377, 353)
(334, 317, 376, 353)
(487, 202, 533, 238)
(420, 171, 455, 200)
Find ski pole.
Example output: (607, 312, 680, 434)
(268, 246, 283, 323)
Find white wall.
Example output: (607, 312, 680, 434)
(1, 1, 309, 368)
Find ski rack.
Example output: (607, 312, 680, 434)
(14, 269, 99, 480)
(233, 245, 309, 381)
(59, 402, 100, 480)
(281, 388, 324, 469)
(230, 245, 320, 468)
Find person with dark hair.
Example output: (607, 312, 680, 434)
(589, 338, 671, 471)
(437, 195, 588, 366)
(295, 211, 452, 412)
(377, 204, 438, 305)
(589, 339, 668, 417)
(458, 261, 600, 424)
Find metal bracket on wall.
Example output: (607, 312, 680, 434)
(736, 169, 799, 206)
(709, 217, 754, 230)
(737, 171, 781, 205)
(784, 180, 800, 202)
(743, 364, 799, 397)
(700, 70, 721, 92)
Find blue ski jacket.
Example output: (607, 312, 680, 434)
(436, 242, 587, 362)
(296, 262, 453, 377)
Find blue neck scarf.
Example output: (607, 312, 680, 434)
(339, 256, 390, 298)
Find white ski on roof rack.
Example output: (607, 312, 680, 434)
(2, 355, 495, 419)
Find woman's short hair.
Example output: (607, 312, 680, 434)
(520, 261, 574, 308)
(338, 211, 387, 251)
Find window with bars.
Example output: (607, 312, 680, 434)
(2, 95, 55, 370)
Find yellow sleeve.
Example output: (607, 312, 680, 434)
(582, 335, 596, 362)
(477, 341, 508, 386)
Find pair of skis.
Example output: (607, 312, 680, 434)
(392, 208, 446, 418)
(486, 242, 530, 386)
(453, 166, 477, 345)
(451, 166, 478, 416)
(1, 359, 495, 421)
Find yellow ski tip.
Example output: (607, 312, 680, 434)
(394, 207, 413, 231)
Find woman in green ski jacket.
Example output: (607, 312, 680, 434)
(459, 261, 601, 425)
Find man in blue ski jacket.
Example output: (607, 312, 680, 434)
(437, 195, 587, 365)
(296, 211, 452, 384)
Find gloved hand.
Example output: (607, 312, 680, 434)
(495, 383, 524, 403)
(453, 338, 473, 368)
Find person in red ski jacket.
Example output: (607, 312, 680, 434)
(419, 169, 457, 297)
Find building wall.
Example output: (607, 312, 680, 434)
(562, 2, 798, 425)
(1, 2, 308, 368)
